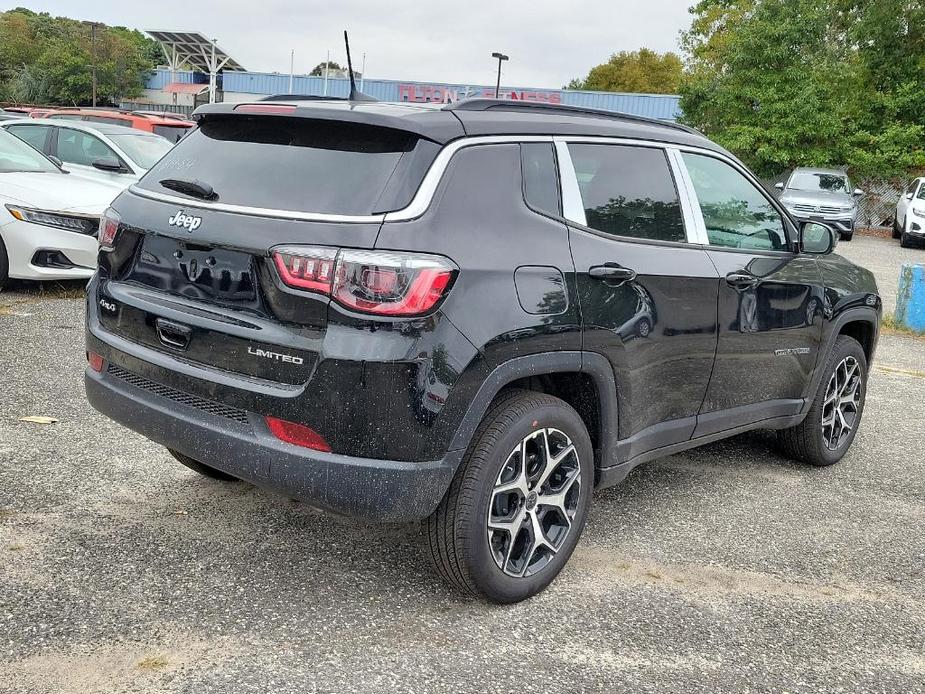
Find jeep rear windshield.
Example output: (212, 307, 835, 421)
(137, 116, 433, 215)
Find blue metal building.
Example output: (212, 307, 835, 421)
(143, 68, 682, 121)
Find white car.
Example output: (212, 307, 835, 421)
(895, 176, 925, 248)
(0, 127, 122, 287)
(0, 118, 173, 188)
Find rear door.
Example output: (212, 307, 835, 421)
(557, 139, 719, 460)
(677, 150, 824, 436)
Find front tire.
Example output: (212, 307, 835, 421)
(427, 390, 593, 603)
(900, 231, 911, 248)
(778, 335, 867, 466)
(167, 448, 239, 481)
(840, 232, 853, 242)
(0, 237, 9, 290)
(892, 218, 902, 239)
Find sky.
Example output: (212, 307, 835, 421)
(9, 1, 694, 88)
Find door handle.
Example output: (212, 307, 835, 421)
(589, 264, 636, 284)
(725, 271, 759, 290)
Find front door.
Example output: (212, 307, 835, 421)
(677, 151, 825, 437)
(52, 127, 130, 185)
(897, 178, 921, 229)
(558, 141, 720, 461)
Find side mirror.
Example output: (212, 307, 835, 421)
(905, 192, 914, 201)
(48, 155, 63, 168)
(853, 188, 864, 197)
(774, 182, 784, 190)
(91, 157, 127, 173)
(800, 221, 836, 255)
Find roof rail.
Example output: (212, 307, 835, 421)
(259, 93, 348, 102)
(443, 98, 699, 135)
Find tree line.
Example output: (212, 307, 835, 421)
(568, 0, 924, 179)
(0, 8, 160, 106)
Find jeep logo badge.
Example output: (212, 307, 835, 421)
(168, 210, 202, 232)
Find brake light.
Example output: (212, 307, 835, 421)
(99, 207, 120, 250)
(273, 247, 337, 293)
(234, 104, 298, 115)
(270, 246, 456, 317)
(265, 416, 331, 452)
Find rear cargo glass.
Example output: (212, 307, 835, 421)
(138, 117, 423, 215)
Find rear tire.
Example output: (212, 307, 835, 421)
(167, 448, 239, 481)
(427, 389, 593, 603)
(778, 335, 867, 467)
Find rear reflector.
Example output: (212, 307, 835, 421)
(87, 352, 104, 372)
(265, 416, 331, 452)
(234, 104, 298, 115)
(271, 246, 456, 317)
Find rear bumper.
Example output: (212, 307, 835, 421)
(84, 359, 461, 522)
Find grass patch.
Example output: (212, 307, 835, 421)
(881, 314, 925, 338)
(137, 655, 169, 670)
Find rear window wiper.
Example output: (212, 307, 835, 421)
(159, 177, 217, 200)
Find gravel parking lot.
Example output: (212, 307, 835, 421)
(1, 234, 923, 694)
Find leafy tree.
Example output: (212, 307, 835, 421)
(0, 8, 159, 105)
(310, 61, 343, 76)
(679, 0, 925, 179)
(566, 49, 682, 94)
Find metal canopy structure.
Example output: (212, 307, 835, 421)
(147, 30, 245, 103)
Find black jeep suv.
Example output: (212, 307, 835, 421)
(85, 99, 881, 603)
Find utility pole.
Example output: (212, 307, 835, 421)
(323, 49, 330, 96)
(289, 49, 294, 93)
(491, 52, 509, 99)
(90, 22, 98, 106)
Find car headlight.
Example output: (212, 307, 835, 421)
(5, 204, 99, 235)
(912, 207, 925, 219)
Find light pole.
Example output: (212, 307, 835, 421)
(491, 52, 508, 99)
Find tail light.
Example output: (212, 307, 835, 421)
(99, 207, 121, 250)
(272, 246, 456, 317)
(87, 351, 104, 372)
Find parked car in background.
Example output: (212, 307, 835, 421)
(85, 99, 881, 603)
(0, 109, 21, 121)
(0, 127, 120, 288)
(3, 106, 56, 118)
(43, 108, 195, 142)
(894, 176, 925, 248)
(776, 167, 863, 241)
(1, 119, 173, 187)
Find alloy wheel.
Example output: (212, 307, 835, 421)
(486, 428, 582, 578)
(821, 356, 862, 451)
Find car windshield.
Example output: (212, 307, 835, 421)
(788, 172, 850, 193)
(0, 128, 60, 173)
(109, 133, 173, 170)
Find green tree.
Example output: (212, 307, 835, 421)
(566, 49, 682, 94)
(310, 60, 342, 76)
(0, 8, 159, 105)
(679, 0, 925, 179)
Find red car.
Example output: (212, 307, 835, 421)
(43, 108, 195, 142)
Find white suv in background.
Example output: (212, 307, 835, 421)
(0, 119, 173, 189)
(0, 127, 120, 288)
(895, 176, 925, 248)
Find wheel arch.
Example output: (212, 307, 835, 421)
(803, 307, 880, 405)
(448, 351, 619, 473)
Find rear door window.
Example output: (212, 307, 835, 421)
(138, 117, 429, 215)
(56, 128, 120, 167)
(5, 124, 52, 152)
(520, 143, 561, 217)
(566, 143, 686, 243)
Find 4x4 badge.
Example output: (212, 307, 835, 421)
(168, 210, 202, 232)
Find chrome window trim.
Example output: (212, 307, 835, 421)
(125, 133, 773, 230)
(385, 135, 554, 222)
(553, 140, 586, 227)
(128, 186, 388, 224)
(666, 147, 709, 244)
